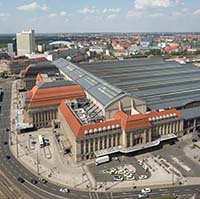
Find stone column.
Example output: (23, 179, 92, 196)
(142, 129, 147, 144)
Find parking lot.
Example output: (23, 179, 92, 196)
(88, 156, 151, 183)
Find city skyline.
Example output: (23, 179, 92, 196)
(0, 0, 200, 33)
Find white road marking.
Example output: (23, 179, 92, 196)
(25, 181, 67, 199)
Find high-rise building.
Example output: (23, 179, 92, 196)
(16, 29, 35, 56)
(7, 43, 15, 57)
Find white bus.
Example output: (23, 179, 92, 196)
(96, 155, 110, 166)
(38, 135, 45, 148)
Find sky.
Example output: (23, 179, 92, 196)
(0, 0, 200, 33)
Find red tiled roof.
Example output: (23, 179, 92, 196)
(59, 101, 121, 138)
(115, 109, 181, 130)
(27, 84, 85, 108)
(115, 111, 151, 130)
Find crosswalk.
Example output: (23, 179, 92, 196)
(89, 192, 112, 199)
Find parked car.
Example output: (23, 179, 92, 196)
(4, 141, 8, 145)
(113, 175, 124, 181)
(138, 160, 143, 165)
(192, 138, 198, 142)
(141, 188, 151, 193)
(17, 177, 25, 183)
(111, 157, 119, 161)
(6, 155, 11, 160)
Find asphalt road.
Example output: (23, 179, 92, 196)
(0, 79, 200, 199)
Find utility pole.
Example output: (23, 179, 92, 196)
(172, 165, 174, 185)
(16, 133, 19, 158)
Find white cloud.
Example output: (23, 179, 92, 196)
(65, 18, 69, 22)
(127, 11, 145, 17)
(134, 0, 179, 9)
(17, 2, 47, 11)
(60, 11, 66, 16)
(107, 14, 116, 19)
(48, 13, 58, 18)
(127, 11, 165, 18)
(79, 7, 97, 14)
(193, 9, 200, 16)
(103, 8, 120, 13)
(48, 11, 68, 18)
(148, 12, 165, 17)
(0, 12, 10, 17)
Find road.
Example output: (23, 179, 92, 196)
(0, 79, 200, 199)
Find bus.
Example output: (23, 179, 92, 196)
(95, 155, 110, 166)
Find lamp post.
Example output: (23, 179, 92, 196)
(16, 133, 19, 158)
(36, 150, 40, 175)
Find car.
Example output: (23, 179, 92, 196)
(6, 128, 10, 132)
(139, 175, 147, 180)
(170, 141, 176, 145)
(138, 160, 143, 165)
(59, 188, 69, 193)
(192, 138, 198, 142)
(31, 178, 37, 184)
(4, 141, 8, 145)
(17, 177, 25, 183)
(111, 157, 119, 161)
(113, 175, 124, 181)
(6, 155, 11, 160)
(138, 193, 149, 198)
(38, 178, 47, 184)
(141, 188, 151, 193)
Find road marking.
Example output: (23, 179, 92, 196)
(22, 184, 47, 199)
(161, 193, 170, 196)
(25, 180, 67, 199)
(82, 195, 89, 198)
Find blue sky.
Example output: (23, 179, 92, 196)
(0, 0, 200, 33)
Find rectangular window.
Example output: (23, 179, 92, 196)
(86, 140, 89, 153)
(109, 135, 112, 147)
(90, 139, 93, 152)
(95, 138, 98, 151)
(104, 136, 107, 148)
(81, 141, 84, 154)
(100, 137, 103, 150)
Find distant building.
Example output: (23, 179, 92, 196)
(7, 43, 15, 57)
(21, 61, 59, 90)
(16, 30, 35, 56)
(89, 46, 105, 54)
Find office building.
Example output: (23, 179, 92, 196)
(16, 30, 35, 56)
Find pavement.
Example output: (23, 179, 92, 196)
(0, 79, 200, 199)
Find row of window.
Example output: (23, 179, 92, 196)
(80, 134, 121, 155)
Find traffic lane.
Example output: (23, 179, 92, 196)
(0, 129, 90, 199)
(111, 185, 200, 198)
